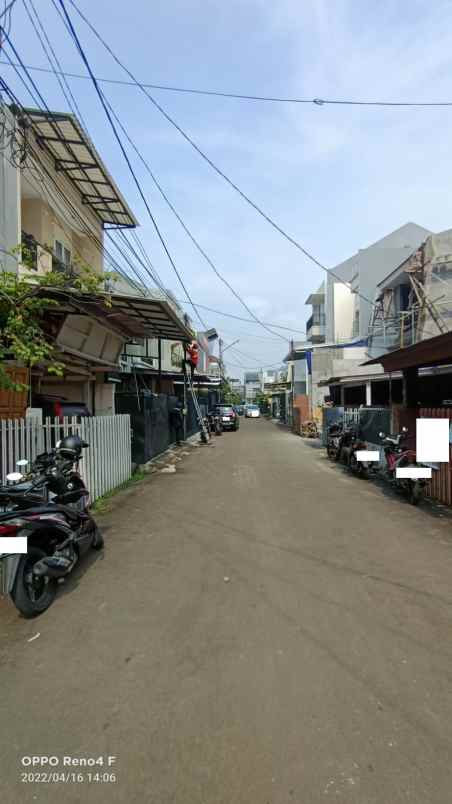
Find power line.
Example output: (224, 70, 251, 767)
(175, 299, 306, 333)
(2, 94, 302, 337)
(226, 359, 283, 371)
(53, 0, 207, 330)
(229, 345, 271, 364)
(32, 0, 284, 343)
(64, 0, 377, 311)
(2, 57, 452, 108)
(23, 0, 88, 130)
(0, 0, 17, 23)
(0, 53, 306, 340)
(52, 0, 290, 342)
(1, 22, 158, 301)
(99, 89, 287, 343)
(0, 62, 148, 295)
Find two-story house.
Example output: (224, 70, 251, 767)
(0, 103, 192, 419)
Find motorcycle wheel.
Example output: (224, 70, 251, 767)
(11, 546, 57, 618)
(326, 444, 335, 460)
(91, 527, 104, 551)
(409, 480, 423, 506)
(350, 453, 368, 479)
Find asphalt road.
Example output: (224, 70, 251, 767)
(2, 417, 452, 803)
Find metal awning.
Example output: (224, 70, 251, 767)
(364, 332, 452, 372)
(24, 108, 137, 229)
(318, 369, 398, 387)
(39, 288, 194, 341)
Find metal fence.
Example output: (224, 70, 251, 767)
(115, 392, 203, 465)
(0, 415, 132, 503)
(419, 408, 452, 505)
(321, 406, 390, 452)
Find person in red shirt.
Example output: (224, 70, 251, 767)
(185, 341, 199, 380)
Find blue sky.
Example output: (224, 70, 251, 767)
(3, 0, 452, 376)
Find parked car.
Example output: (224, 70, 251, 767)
(246, 404, 260, 419)
(214, 405, 239, 431)
(32, 394, 92, 422)
(234, 405, 245, 416)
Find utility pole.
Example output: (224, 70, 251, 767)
(219, 337, 224, 378)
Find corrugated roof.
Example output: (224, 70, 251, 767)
(39, 288, 193, 341)
(24, 108, 137, 229)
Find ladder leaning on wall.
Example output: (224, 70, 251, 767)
(185, 371, 210, 444)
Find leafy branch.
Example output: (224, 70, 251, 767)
(0, 247, 114, 391)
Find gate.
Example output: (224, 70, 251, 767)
(419, 408, 452, 505)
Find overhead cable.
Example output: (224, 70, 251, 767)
(2, 57, 452, 107)
(64, 0, 377, 310)
(53, 0, 207, 329)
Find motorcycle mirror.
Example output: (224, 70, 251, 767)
(378, 431, 385, 438)
(6, 472, 23, 483)
(16, 459, 29, 467)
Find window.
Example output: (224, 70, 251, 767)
(54, 240, 71, 267)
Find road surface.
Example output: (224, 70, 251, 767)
(2, 418, 452, 803)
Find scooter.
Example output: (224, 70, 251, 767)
(0, 435, 102, 617)
(207, 411, 223, 436)
(378, 427, 432, 505)
(326, 420, 344, 461)
(340, 427, 370, 479)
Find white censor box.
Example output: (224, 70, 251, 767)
(0, 537, 28, 555)
(416, 418, 449, 463)
(356, 451, 379, 462)
(396, 467, 432, 479)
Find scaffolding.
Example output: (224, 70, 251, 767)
(368, 247, 449, 350)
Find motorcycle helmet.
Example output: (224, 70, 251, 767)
(56, 435, 89, 460)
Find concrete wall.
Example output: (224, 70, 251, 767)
(333, 283, 354, 341)
(310, 346, 370, 409)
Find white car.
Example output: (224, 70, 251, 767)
(246, 405, 260, 418)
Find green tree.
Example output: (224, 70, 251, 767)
(0, 249, 112, 391)
(221, 377, 242, 405)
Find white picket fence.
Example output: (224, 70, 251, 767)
(0, 415, 132, 503)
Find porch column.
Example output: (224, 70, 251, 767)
(157, 338, 162, 394)
(365, 380, 372, 406)
(403, 367, 418, 407)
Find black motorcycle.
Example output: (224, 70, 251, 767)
(207, 411, 223, 436)
(339, 426, 370, 479)
(326, 420, 344, 461)
(0, 435, 102, 617)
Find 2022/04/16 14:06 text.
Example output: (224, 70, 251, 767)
(21, 772, 117, 784)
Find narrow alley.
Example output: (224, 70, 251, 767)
(2, 419, 452, 803)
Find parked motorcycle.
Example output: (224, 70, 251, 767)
(378, 427, 431, 505)
(326, 420, 344, 461)
(0, 435, 102, 617)
(339, 427, 370, 479)
(207, 411, 223, 436)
